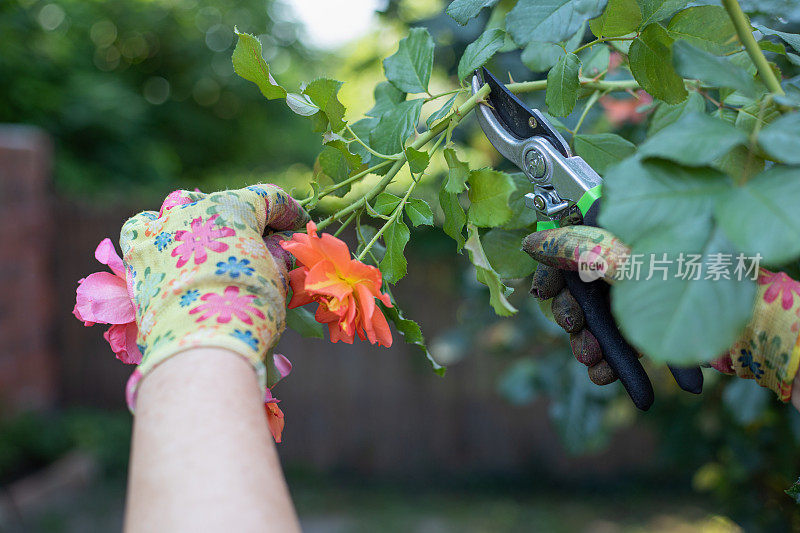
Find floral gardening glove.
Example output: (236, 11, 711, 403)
(523, 225, 800, 402)
(74, 184, 308, 440)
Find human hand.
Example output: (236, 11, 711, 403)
(523, 225, 800, 403)
(74, 185, 308, 436)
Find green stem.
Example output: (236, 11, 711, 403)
(345, 124, 403, 160)
(425, 88, 463, 102)
(333, 210, 357, 237)
(572, 36, 636, 55)
(721, 0, 784, 95)
(572, 90, 602, 137)
(357, 178, 418, 261)
(298, 160, 392, 207)
(506, 78, 639, 94)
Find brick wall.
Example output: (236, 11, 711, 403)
(0, 126, 55, 413)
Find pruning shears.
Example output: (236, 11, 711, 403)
(471, 67, 703, 411)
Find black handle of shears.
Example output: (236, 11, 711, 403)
(563, 200, 703, 410)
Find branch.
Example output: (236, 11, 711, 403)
(721, 0, 784, 95)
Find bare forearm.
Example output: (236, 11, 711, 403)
(124, 348, 300, 533)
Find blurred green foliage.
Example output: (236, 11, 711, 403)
(0, 0, 323, 198)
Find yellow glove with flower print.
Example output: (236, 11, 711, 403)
(74, 184, 308, 441)
(524, 225, 800, 402)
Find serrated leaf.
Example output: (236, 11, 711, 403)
(599, 157, 731, 245)
(405, 147, 430, 174)
(465, 224, 517, 316)
(443, 148, 470, 193)
(754, 23, 800, 54)
(367, 81, 406, 118)
(405, 197, 434, 226)
(629, 23, 687, 104)
(715, 166, 800, 264)
(673, 41, 759, 98)
(369, 99, 425, 156)
(506, 0, 607, 46)
(458, 28, 506, 80)
(426, 93, 457, 127)
(482, 228, 537, 278)
(589, 0, 642, 38)
(667, 6, 739, 55)
(612, 226, 756, 365)
(760, 40, 787, 55)
(579, 45, 611, 78)
(502, 173, 538, 230)
(637, 0, 690, 28)
(285, 305, 324, 339)
(302, 78, 346, 132)
(546, 52, 581, 117)
(446, 0, 500, 25)
(232, 29, 287, 100)
(439, 181, 467, 250)
(467, 168, 516, 227)
(638, 112, 747, 166)
(315, 140, 362, 195)
(647, 90, 705, 135)
(522, 41, 566, 72)
(573, 133, 636, 174)
(380, 302, 445, 375)
(380, 219, 410, 284)
(758, 112, 800, 164)
(373, 192, 402, 216)
(383, 27, 435, 94)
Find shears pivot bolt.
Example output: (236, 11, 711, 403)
(524, 148, 547, 180)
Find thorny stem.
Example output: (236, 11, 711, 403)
(721, 0, 784, 95)
(356, 176, 419, 261)
(297, 160, 392, 207)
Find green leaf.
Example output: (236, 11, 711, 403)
(356, 224, 386, 261)
(285, 92, 318, 116)
(348, 117, 379, 162)
(405, 197, 434, 227)
(315, 139, 362, 195)
(599, 157, 731, 245)
(636, 0, 690, 28)
(647, 90, 705, 135)
(383, 28, 434, 94)
(380, 302, 445, 376)
(628, 23, 687, 104)
(458, 28, 506, 80)
(579, 45, 611, 78)
(404, 147, 430, 174)
(231, 29, 287, 100)
(380, 219, 410, 284)
(786, 477, 800, 504)
(735, 100, 781, 138)
(373, 192, 402, 216)
(673, 41, 759, 98)
(573, 133, 636, 174)
(506, 0, 607, 45)
(589, 0, 642, 38)
(367, 81, 406, 118)
(754, 23, 800, 54)
(612, 226, 756, 365)
(369, 99, 424, 155)
(715, 166, 800, 265)
(638, 112, 747, 166)
(426, 93, 457, 127)
(758, 112, 800, 164)
(760, 40, 787, 56)
(467, 168, 516, 227)
(667, 6, 739, 55)
(482, 228, 537, 278)
(285, 306, 324, 338)
(522, 41, 566, 72)
(439, 181, 467, 250)
(502, 173, 538, 230)
(443, 148, 470, 193)
(302, 78, 346, 132)
(446, 0, 500, 25)
(464, 224, 517, 316)
(546, 53, 581, 117)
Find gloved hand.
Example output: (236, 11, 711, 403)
(74, 184, 309, 435)
(523, 225, 800, 403)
